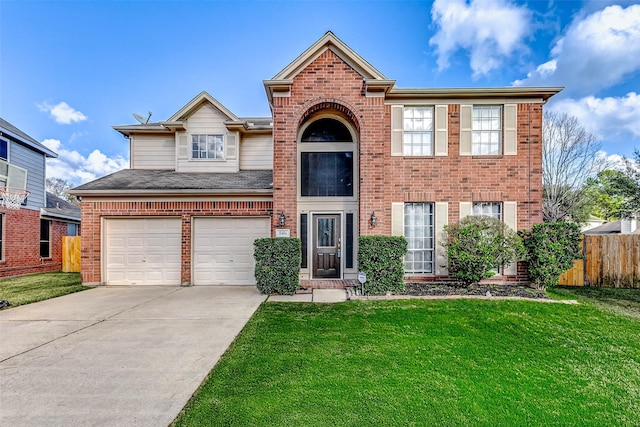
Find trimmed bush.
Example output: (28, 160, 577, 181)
(358, 236, 407, 295)
(519, 222, 582, 290)
(441, 216, 525, 286)
(254, 238, 301, 295)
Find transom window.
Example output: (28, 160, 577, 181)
(191, 134, 224, 159)
(472, 106, 501, 155)
(403, 107, 433, 156)
(301, 118, 352, 142)
(404, 202, 435, 274)
(472, 202, 502, 220)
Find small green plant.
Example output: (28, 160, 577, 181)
(441, 216, 524, 285)
(519, 222, 582, 290)
(358, 236, 407, 295)
(254, 238, 301, 295)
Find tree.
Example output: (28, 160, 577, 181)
(542, 112, 606, 223)
(585, 169, 638, 221)
(45, 178, 79, 206)
(441, 216, 524, 286)
(621, 149, 640, 216)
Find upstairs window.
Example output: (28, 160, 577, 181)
(472, 106, 501, 155)
(301, 152, 353, 197)
(0, 139, 7, 160)
(403, 107, 433, 156)
(191, 134, 224, 160)
(301, 118, 352, 142)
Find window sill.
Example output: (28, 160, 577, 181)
(188, 158, 227, 162)
(471, 155, 503, 159)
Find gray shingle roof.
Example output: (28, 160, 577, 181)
(42, 192, 81, 221)
(70, 169, 273, 194)
(0, 118, 58, 157)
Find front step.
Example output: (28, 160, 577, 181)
(299, 279, 358, 289)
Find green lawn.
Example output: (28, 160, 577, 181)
(173, 297, 640, 426)
(552, 286, 640, 319)
(0, 272, 89, 308)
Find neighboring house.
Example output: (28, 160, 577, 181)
(0, 118, 81, 278)
(584, 218, 639, 235)
(71, 31, 561, 287)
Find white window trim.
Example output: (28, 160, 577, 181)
(190, 134, 225, 161)
(472, 105, 502, 156)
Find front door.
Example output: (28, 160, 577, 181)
(313, 214, 341, 278)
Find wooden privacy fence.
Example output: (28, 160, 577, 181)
(558, 234, 640, 288)
(62, 236, 81, 273)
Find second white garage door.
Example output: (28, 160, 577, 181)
(192, 217, 270, 285)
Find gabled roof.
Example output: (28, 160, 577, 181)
(264, 31, 396, 104)
(167, 91, 241, 123)
(0, 118, 57, 158)
(271, 31, 388, 81)
(41, 192, 81, 222)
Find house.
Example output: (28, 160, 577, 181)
(584, 218, 639, 235)
(0, 118, 81, 278)
(71, 32, 561, 287)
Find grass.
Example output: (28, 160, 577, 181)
(0, 272, 89, 308)
(173, 297, 640, 426)
(552, 286, 640, 319)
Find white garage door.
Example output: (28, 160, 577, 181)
(104, 218, 182, 285)
(193, 217, 270, 285)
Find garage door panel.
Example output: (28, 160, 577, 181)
(193, 217, 269, 285)
(105, 218, 181, 285)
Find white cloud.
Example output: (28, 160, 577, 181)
(42, 138, 128, 185)
(37, 101, 88, 124)
(548, 92, 640, 139)
(514, 4, 640, 94)
(429, 0, 532, 77)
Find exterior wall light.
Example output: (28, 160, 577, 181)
(279, 212, 286, 227)
(370, 211, 377, 228)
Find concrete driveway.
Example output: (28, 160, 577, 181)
(0, 286, 266, 427)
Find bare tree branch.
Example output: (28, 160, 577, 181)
(542, 111, 606, 222)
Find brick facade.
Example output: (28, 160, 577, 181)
(0, 208, 69, 278)
(76, 32, 554, 287)
(79, 200, 273, 284)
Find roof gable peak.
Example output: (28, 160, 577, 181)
(271, 31, 387, 81)
(168, 91, 240, 123)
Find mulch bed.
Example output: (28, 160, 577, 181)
(402, 283, 548, 299)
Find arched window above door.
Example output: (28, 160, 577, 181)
(300, 118, 353, 142)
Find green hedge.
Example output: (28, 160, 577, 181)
(519, 222, 582, 290)
(254, 238, 301, 295)
(358, 236, 407, 295)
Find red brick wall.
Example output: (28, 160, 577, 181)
(382, 103, 544, 233)
(271, 49, 388, 237)
(79, 200, 273, 284)
(271, 49, 544, 282)
(0, 208, 69, 278)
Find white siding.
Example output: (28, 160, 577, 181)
(131, 135, 175, 170)
(240, 134, 273, 169)
(10, 141, 45, 210)
(177, 103, 239, 173)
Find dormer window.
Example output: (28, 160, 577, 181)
(192, 134, 224, 160)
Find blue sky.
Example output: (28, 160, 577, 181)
(1, 0, 639, 185)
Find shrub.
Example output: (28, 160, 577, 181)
(358, 236, 407, 295)
(519, 222, 582, 290)
(254, 238, 301, 295)
(441, 216, 525, 286)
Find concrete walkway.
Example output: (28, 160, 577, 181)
(267, 288, 347, 303)
(0, 286, 266, 427)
